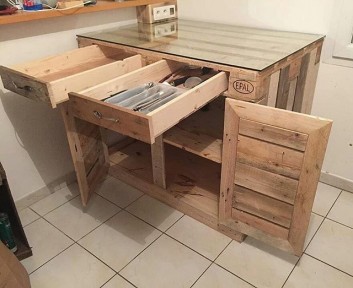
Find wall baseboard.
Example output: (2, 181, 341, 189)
(15, 171, 76, 211)
(320, 171, 353, 193)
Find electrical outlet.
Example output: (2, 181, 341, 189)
(152, 4, 176, 22)
(154, 22, 177, 38)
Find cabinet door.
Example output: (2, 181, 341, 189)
(219, 99, 332, 256)
(60, 103, 109, 206)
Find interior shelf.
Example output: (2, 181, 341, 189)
(163, 96, 225, 164)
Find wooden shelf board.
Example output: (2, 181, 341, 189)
(0, 0, 164, 25)
(164, 126, 222, 164)
(163, 96, 225, 163)
(109, 141, 220, 227)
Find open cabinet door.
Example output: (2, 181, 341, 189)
(60, 103, 109, 206)
(219, 99, 332, 256)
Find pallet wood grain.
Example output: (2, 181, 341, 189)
(233, 185, 294, 228)
(220, 99, 332, 256)
(151, 135, 167, 189)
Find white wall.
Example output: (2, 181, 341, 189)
(0, 9, 136, 200)
(179, 0, 353, 186)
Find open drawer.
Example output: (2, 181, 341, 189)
(0, 45, 143, 108)
(68, 60, 229, 144)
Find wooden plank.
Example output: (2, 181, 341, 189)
(233, 185, 294, 228)
(48, 55, 143, 105)
(223, 219, 293, 254)
(293, 52, 310, 113)
(231, 100, 332, 134)
(163, 126, 222, 163)
(219, 99, 239, 222)
(150, 72, 228, 137)
(80, 59, 184, 100)
(286, 78, 298, 111)
(239, 118, 308, 152)
(232, 208, 289, 240)
(68, 92, 153, 144)
(60, 103, 109, 206)
(151, 135, 166, 189)
(276, 65, 290, 109)
(237, 135, 304, 179)
(234, 162, 298, 204)
(289, 122, 332, 256)
(300, 48, 320, 114)
(267, 71, 280, 107)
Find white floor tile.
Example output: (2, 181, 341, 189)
(216, 238, 298, 288)
(284, 254, 353, 288)
(44, 194, 120, 241)
(167, 215, 231, 260)
(30, 183, 79, 216)
(21, 218, 73, 274)
(328, 191, 353, 228)
(30, 244, 114, 288)
(304, 213, 324, 249)
(97, 177, 143, 208)
(18, 208, 40, 227)
(193, 264, 253, 288)
(121, 234, 210, 288)
(312, 183, 341, 216)
(306, 219, 353, 275)
(102, 275, 134, 288)
(126, 195, 183, 231)
(79, 211, 161, 272)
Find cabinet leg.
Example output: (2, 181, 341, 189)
(151, 135, 167, 189)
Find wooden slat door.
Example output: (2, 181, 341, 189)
(219, 99, 332, 256)
(60, 103, 109, 206)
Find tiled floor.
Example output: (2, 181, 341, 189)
(17, 179, 353, 288)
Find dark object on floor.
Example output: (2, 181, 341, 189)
(0, 163, 32, 261)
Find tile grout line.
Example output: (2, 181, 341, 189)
(212, 241, 257, 288)
(189, 239, 233, 288)
(281, 191, 345, 287)
(21, 207, 41, 228)
(304, 253, 353, 279)
(75, 208, 124, 243)
(27, 242, 76, 276)
(117, 233, 164, 274)
(77, 242, 123, 274)
(324, 190, 343, 218)
(99, 273, 118, 288)
(325, 217, 353, 231)
(189, 262, 213, 288)
(164, 214, 185, 234)
(38, 194, 80, 218)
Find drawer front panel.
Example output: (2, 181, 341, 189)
(0, 66, 50, 104)
(69, 93, 153, 144)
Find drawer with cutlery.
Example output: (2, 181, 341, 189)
(68, 59, 228, 144)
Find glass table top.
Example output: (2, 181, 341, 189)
(78, 19, 324, 71)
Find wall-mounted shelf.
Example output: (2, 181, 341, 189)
(0, 0, 163, 25)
